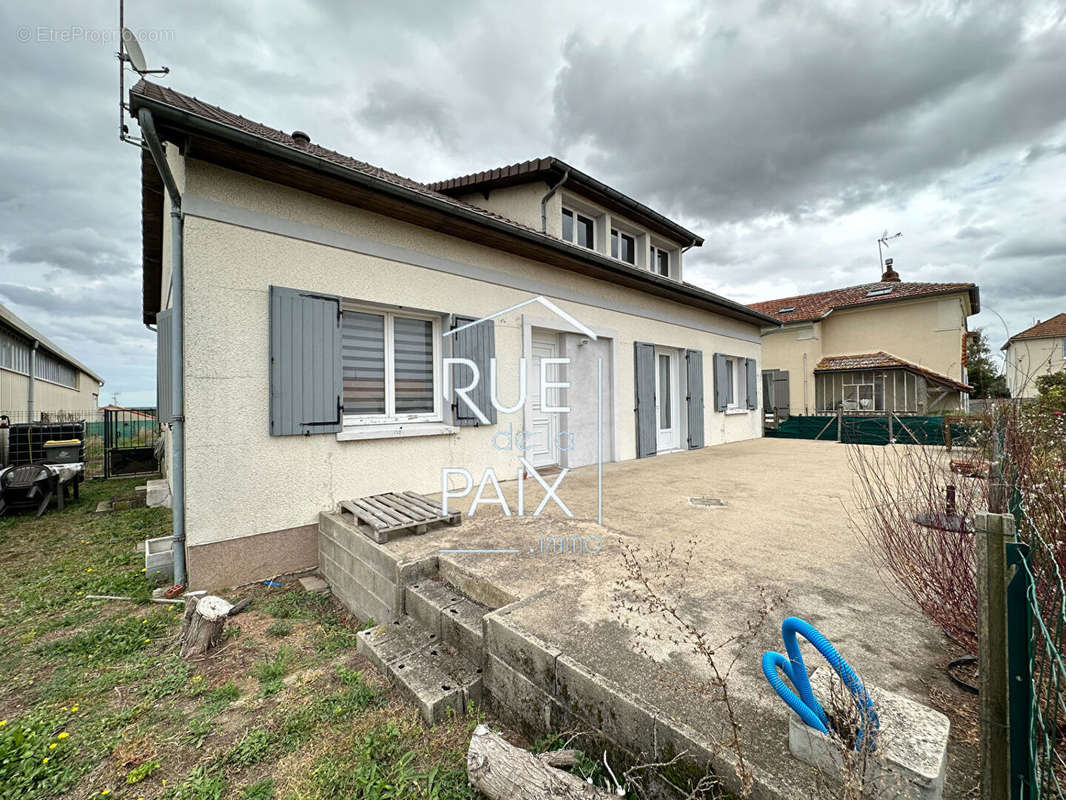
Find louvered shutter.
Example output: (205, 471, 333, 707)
(634, 342, 656, 458)
(745, 358, 758, 409)
(686, 349, 705, 449)
(156, 308, 173, 423)
(450, 315, 496, 426)
(713, 353, 729, 412)
(269, 286, 343, 436)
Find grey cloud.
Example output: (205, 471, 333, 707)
(986, 238, 1066, 260)
(552, 4, 1066, 222)
(357, 79, 457, 146)
(6, 229, 137, 276)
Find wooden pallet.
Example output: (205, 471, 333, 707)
(340, 491, 462, 544)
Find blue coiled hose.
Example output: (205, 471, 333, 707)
(761, 617, 880, 750)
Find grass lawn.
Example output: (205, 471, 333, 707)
(0, 477, 484, 800)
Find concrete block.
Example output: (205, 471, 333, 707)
(483, 654, 555, 737)
(390, 646, 466, 723)
(144, 536, 174, 583)
(397, 554, 439, 587)
(440, 597, 486, 662)
(322, 553, 395, 625)
(319, 537, 397, 613)
(483, 611, 560, 694)
(356, 616, 433, 672)
(788, 668, 949, 800)
(145, 478, 172, 508)
(319, 512, 403, 579)
(406, 580, 463, 637)
(554, 654, 657, 758)
(439, 557, 518, 610)
(298, 575, 330, 594)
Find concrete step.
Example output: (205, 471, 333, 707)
(405, 578, 488, 664)
(357, 614, 483, 723)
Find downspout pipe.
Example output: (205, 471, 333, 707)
(28, 340, 38, 421)
(540, 169, 570, 234)
(139, 108, 187, 588)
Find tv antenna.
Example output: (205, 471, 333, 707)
(117, 0, 169, 146)
(877, 230, 902, 269)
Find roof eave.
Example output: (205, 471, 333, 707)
(0, 304, 105, 385)
(130, 91, 769, 328)
(434, 156, 704, 247)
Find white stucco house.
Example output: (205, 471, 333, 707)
(129, 81, 775, 588)
(1002, 313, 1066, 398)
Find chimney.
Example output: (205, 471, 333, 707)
(881, 257, 900, 282)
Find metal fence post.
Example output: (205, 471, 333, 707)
(977, 511, 1013, 800)
(1005, 540, 1033, 800)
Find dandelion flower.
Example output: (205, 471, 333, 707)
(57, 732, 69, 739)
(86, 567, 92, 573)
(49, 743, 57, 750)
(144, 638, 151, 644)
(71, 706, 78, 712)
(42, 757, 49, 764)
(0, 720, 6, 726)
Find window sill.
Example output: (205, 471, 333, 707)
(724, 408, 751, 415)
(336, 422, 458, 442)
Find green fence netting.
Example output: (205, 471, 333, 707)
(764, 415, 974, 446)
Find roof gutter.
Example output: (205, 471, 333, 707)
(138, 107, 187, 590)
(540, 169, 569, 234)
(129, 92, 773, 328)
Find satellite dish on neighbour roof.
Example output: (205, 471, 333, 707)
(122, 28, 147, 73)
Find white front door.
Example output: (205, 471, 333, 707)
(528, 330, 562, 467)
(655, 347, 680, 453)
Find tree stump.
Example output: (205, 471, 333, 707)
(178, 595, 233, 658)
(466, 724, 616, 799)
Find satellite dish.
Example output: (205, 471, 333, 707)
(122, 27, 147, 73)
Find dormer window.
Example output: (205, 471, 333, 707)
(611, 228, 636, 264)
(562, 208, 595, 250)
(650, 245, 671, 277)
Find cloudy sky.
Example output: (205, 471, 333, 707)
(2, 0, 1065, 406)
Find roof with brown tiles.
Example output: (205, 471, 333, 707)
(814, 351, 972, 392)
(129, 81, 546, 236)
(749, 280, 979, 323)
(127, 81, 773, 328)
(428, 156, 703, 245)
(1002, 313, 1066, 348)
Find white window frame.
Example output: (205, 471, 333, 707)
(562, 206, 596, 251)
(610, 227, 637, 265)
(649, 244, 672, 278)
(341, 303, 443, 429)
(723, 356, 747, 410)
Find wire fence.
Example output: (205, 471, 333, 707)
(999, 406, 1066, 799)
(1, 408, 160, 479)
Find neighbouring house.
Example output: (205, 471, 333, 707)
(748, 260, 979, 417)
(1001, 313, 1066, 398)
(0, 303, 104, 419)
(128, 81, 776, 588)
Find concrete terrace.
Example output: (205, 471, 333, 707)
(331, 438, 974, 797)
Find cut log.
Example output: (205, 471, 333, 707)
(466, 725, 616, 799)
(178, 595, 233, 658)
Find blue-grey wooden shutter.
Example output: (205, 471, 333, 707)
(685, 349, 704, 449)
(450, 315, 496, 426)
(634, 341, 656, 458)
(712, 353, 729, 412)
(269, 285, 342, 436)
(745, 358, 758, 409)
(156, 308, 173, 423)
(773, 370, 790, 417)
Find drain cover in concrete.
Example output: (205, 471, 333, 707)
(688, 496, 725, 507)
